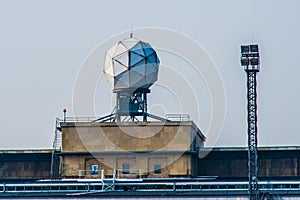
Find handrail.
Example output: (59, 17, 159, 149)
(59, 117, 100, 123)
(78, 169, 105, 179)
(166, 114, 190, 121)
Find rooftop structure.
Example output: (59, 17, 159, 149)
(58, 120, 205, 178)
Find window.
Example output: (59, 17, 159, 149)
(154, 164, 161, 174)
(122, 163, 130, 174)
(91, 164, 98, 175)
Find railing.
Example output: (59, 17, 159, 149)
(166, 114, 190, 122)
(2, 180, 300, 196)
(59, 117, 100, 123)
(115, 169, 143, 179)
(57, 114, 191, 123)
(0, 182, 104, 194)
(78, 169, 105, 179)
(58, 114, 191, 123)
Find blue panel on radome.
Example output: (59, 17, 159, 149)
(144, 48, 154, 57)
(131, 43, 145, 56)
(146, 63, 157, 75)
(132, 59, 146, 67)
(141, 42, 155, 57)
(114, 78, 128, 88)
(129, 70, 144, 86)
(115, 70, 130, 87)
(129, 52, 144, 67)
(146, 72, 158, 83)
(147, 53, 157, 64)
(132, 60, 146, 76)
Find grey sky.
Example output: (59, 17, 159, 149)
(0, 0, 299, 149)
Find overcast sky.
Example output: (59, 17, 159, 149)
(0, 0, 299, 149)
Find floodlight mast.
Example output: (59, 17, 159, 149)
(240, 44, 260, 200)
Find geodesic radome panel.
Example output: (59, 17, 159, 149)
(103, 38, 160, 90)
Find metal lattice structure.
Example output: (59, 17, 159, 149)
(240, 44, 260, 200)
(247, 71, 259, 199)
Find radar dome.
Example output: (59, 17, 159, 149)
(103, 37, 160, 90)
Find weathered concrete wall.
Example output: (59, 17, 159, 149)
(198, 148, 300, 178)
(61, 122, 204, 153)
(0, 151, 52, 180)
(1, 147, 300, 179)
(199, 151, 247, 177)
(60, 121, 204, 178)
(61, 153, 192, 178)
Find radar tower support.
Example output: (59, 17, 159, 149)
(115, 88, 150, 122)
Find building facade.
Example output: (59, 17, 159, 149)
(1, 146, 300, 180)
(60, 121, 205, 179)
(0, 150, 51, 180)
(199, 147, 300, 178)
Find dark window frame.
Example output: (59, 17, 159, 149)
(154, 164, 161, 174)
(122, 163, 130, 174)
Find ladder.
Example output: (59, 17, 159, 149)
(50, 118, 62, 179)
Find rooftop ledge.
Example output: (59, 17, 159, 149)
(0, 149, 53, 154)
(58, 118, 206, 141)
(60, 121, 195, 127)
